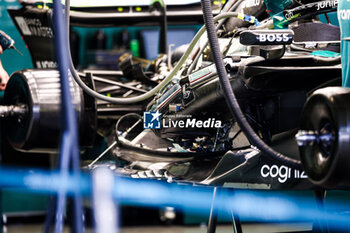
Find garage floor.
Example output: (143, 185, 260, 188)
(4, 223, 312, 233)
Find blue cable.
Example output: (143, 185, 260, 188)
(52, 1, 83, 233)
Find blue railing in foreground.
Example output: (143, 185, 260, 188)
(0, 167, 350, 231)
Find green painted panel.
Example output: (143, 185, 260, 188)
(2, 189, 49, 213)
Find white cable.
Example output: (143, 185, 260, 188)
(65, 3, 240, 104)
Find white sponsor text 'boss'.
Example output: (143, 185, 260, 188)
(258, 34, 290, 43)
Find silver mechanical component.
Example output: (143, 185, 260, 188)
(4, 69, 96, 153)
(0, 105, 27, 118)
(295, 130, 334, 147)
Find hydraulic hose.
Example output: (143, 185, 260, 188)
(63, 0, 246, 104)
(200, 0, 302, 168)
(187, 0, 245, 75)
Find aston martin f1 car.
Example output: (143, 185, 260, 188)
(2, 0, 343, 191)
